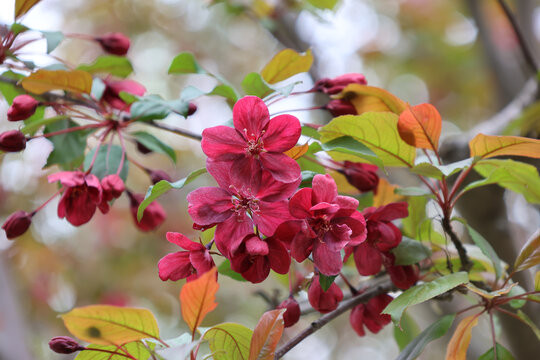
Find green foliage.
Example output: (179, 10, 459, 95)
(393, 311, 420, 351)
(132, 131, 176, 163)
(410, 158, 473, 180)
(41, 31, 64, 53)
(130, 95, 190, 121)
(76, 342, 153, 360)
(203, 323, 253, 360)
(84, 145, 129, 181)
(217, 259, 246, 282)
(242, 72, 273, 98)
(168, 52, 205, 74)
(392, 237, 432, 266)
(477, 343, 515, 360)
(77, 55, 133, 78)
(320, 135, 383, 169)
(45, 119, 88, 168)
(318, 274, 337, 291)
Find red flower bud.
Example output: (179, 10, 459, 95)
(2, 210, 32, 239)
(314, 73, 367, 94)
(48, 336, 84, 354)
(325, 99, 357, 117)
(384, 253, 420, 290)
(96, 32, 130, 55)
(136, 141, 152, 154)
(98, 174, 125, 214)
(149, 169, 172, 184)
(128, 192, 166, 232)
(187, 102, 197, 116)
(7, 95, 39, 121)
(278, 297, 301, 327)
(0, 130, 27, 152)
(342, 161, 379, 193)
(102, 79, 146, 111)
(308, 275, 343, 314)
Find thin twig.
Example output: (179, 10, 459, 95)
(148, 121, 203, 141)
(441, 216, 472, 272)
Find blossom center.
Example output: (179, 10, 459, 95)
(311, 216, 333, 239)
(244, 130, 265, 158)
(231, 193, 260, 221)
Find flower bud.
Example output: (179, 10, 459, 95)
(187, 102, 197, 116)
(102, 79, 146, 110)
(99, 174, 125, 213)
(308, 275, 343, 314)
(2, 211, 32, 239)
(136, 140, 152, 154)
(313, 73, 367, 94)
(0, 130, 27, 152)
(341, 161, 379, 193)
(96, 32, 130, 55)
(7, 95, 39, 121)
(149, 169, 172, 184)
(325, 99, 357, 117)
(278, 297, 301, 327)
(128, 192, 166, 232)
(48, 336, 84, 354)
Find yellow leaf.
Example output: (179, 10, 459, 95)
(21, 69, 93, 95)
(15, 0, 42, 19)
(513, 229, 540, 273)
(61, 305, 160, 346)
(469, 134, 540, 160)
(464, 282, 516, 299)
(261, 49, 313, 84)
(180, 267, 219, 334)
(372, 178, 405, 207)
(535, 270, 540, 291)
(445, 315, 479, 360)
(284, 143, 309, 160)
(398, 103, 442, 151)
(340, 84, 407, 115)
(248, 309, 285, 360)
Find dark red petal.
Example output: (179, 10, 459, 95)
(257, 170, 300, 202)
(214, 215, 253, 257)
(206, 159, 232, 190)
(259, 152, 301, 183)
(289, 188, 313, 219)
(166, 232, 202, 251)
(311, 174, 338, 204)
(65, 191, 97, 226)
(367, 202, 409, 222)
(312, 241, 342, 276)
(278, 298, 300, 328)
(190, 249, 215, 275)
(233, 96, 270, 136)
(353, 242, 383, 276)
(323, 223, 352, 252)
(241, 256, 270, 283)
(262, 114, 301, 152)
(254, 200, 291, 237)
(230, 156, 262, 188)
(158, 252, 193, 281)
(350, 304, 367, 337)
(187, 187, 233, 225)
(48, 171, 85, 187)
(201, 126, 246, 160)
(245, 236, 269, 256)
(267, 237, 290, 274)
(373, 222, 402, 252)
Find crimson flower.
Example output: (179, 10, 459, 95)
(48, 336, 85, 354)
(96, 32, 130, 55)
(0, 130, 27, 152)
(345, 202, 408, 276)
(128, 192, 166, 232)
(98, 174, 125, 213)
(7, 95, 39, 121)
(158, 232, 214, 282)
(201, 96, 301, 184)
(2, 210, 32, 239)
(313, 73, 367, 94)
(278, 297, 301, 327)
(187, 160, 298, 257)
(102, 79, 146, 110)
(229, 234, 290, 283)
(325, 99, 357, 117)
(349, 293, 393, 337)
(274, 174, 366, 275)
(48, 171, 102, 226)
(384, 253, 419, 290)
(340, 161, 379, 193)
(308, 274, 343, 313)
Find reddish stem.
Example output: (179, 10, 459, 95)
(32, 123, 105, 139)
(31, 189, 63, 216)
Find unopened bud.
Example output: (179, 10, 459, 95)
(96, 32, 130, 55)
(7, 95, 39, 121)
(187, 103, 197, 116)
(2, 210, 32, 239)
(136, 141, 152, 154)
(48, 336, 84, 354)
(325, 99, 357, 117)
(149, 169, 171, 184)
(0, 130, 27, 152)
(313, 73, 367, 94)
(278, 297, 301, 327)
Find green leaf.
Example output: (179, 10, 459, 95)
(180, 86, 206, 102)
(10, 23, 29, 36)
(217, 259, 246, 282)
(320, 135, 384, 169)
(516, 310, 540, 341)
(19, 106, 45, 135)
(300, 170, 318, 188)
(76, 342, 153, 360)
(394, 187, 433, 197)
(45, 119, 88, 168)
(513, 229, 540, 273)
(477, 343, 515, 360)
(242, 72, 274, 98)
(508, 285, 526, 309)
(454, 218, 502, 280)
(306, 0, 339, 10)
(319, 113, 416, 168)
(463, 159, 540, 204)
(396, 314, 455, 360)
(410, 158, 473, 180)
(41, 31, 64, 53)
(383, 272, 468, 325)
(77, 55, 133, 78)
(137, 168, 207, 221)
(402, 196, 428, 239)
(418, 218, 446, 245)
(318, 274, 337, 292)
(203, 323, 253, 360)
(209, 84, 238, 105)
(130, 95, 189, 121)
(393, 310, 420, 351)
(392, 237, 432, 266)
(0, 71, 25, 103)
(301, 125, 321, 140)
(535, 270, 540, 291)
(84, 145, 129, 181)
(261, 48, 313, 84)
(168, 52, 205, 74)
(298, 142, 325, 173)
(132, 131, 176, 163)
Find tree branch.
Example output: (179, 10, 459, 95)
(147, 121, 202, 142)
(274, 278, 395, 359)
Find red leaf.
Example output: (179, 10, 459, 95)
(180, 267, 219, 334)
(398, 103, 442, 151)
(248, 309, 285, 360)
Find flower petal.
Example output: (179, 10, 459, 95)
(245, 235, 269, 256)
(353, 242, 382, 276)
(201, 126, 245, 160)
(241, 256, 270, 283)
(260, 152, 301, 183)
(166, 232, 202, 251)
(214, 214, 253, 256)
(313, 241, 343, 275)
(253, 200, 291, 236)
(263, 114, 301, 152)
(289, 188, 313, 219)
(187, 187, 232, 225)
(267, 237, 290, 274)
(232, 96, 270, 136)
(312, 174, 338, 204)
(257, 170, 300, 202)
(158, 252, 192, 281)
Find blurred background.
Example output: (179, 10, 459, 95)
(0, 0, 539, 359)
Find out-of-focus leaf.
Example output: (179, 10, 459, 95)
(248, 309, 285, 360)
(10, 23, 29, 35)
(320, 135, 383, 169)
(517, 310, 540, 341)
(0, 71, 25, 103)
(61, 305, 160, 346)
(41, 31, 64, 53)
(21, 69, 92, 94)
(217, 259, 246, 282)
(319, 113, 416, 168)
(131, 95, 189, 121)
(445, 315, 479, 360)
(418, 218, 446, 245)
(477, 343, 515, 360)
(306, 0, 339, 10)
(132, 131, 176, 163)
(469, 134, 540, 159)
(340, 84, 407, 115)
(76, 342, 153, 359)
(372, 178, 406, 207)
(535, 271, 540, 291)
(513, 229, 540, 272)
(398, 104, 441, 151)
(180, 268, 219, 334)
(260, 49, 313, 84)
(84, 145, 129, 181)
(383, 272, 469, 325)
(45, 119, 88, 168)
(402, 196, 428, 239)
(242, 72, 274, 98)
(15, 0, 42, 19)
(508, 285, 526, 309)
(318, 274, 337, 292)
(394, 187, 433, 197)
(411, 158, 473, 180)
(203, 323, 253, 360)
(392, 237, 432, 266)
(209, 84, 238, 105)
(301, 125, 321, 140)
(284, 143, 309, 160)
(396, 314, 455, 360)
(464, 283, 516, 299)
(393, 310, 421, 351)
(168, 52, 205, 74)
(137, 168, 207, 221)
(77, 55, 133, 78)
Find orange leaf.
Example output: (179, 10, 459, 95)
(21, 69, 93, 95)
(248, 309, 285, 360)
(445, 314, 479, 360)
(340, 84, 407, 115)
(469, 134, 540, 160)
(398, 103, 442, 151)
(15, 0, 42, 19)
(180, 267, 219, 334)
(284, 143, 309, 160)
(372, 178, 405, 207)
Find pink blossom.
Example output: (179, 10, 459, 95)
(349, 293, 393, 337)
(314, 73, 367, 94)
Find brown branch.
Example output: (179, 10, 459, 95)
(274, 278, 395, 359)
(148, 121, 202, 141)
(441, 217, 472, 272)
